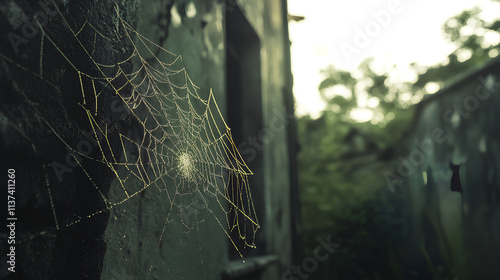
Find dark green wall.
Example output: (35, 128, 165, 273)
(403, 59, 500, 279)
(0, 0, 295, 279)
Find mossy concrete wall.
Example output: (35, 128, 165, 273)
(237, 0, 294, 277)
(0, 0, 295, 279)
(403, 59, 500, 279)
(101, 1, 228, 279)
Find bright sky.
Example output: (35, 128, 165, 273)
(288, 0, 500, 118)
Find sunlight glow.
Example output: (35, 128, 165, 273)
(367, 97, 380, 108)
(288, 0, 499, 118)
(457, 49, 472, 62)
(489, 48, 499, 57)
(424, 82, 441, 94)
(350, 108, 373, 122)
(322, 85, 352, 99)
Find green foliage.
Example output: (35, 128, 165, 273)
(296, 1, 500, 279)
(297, 95, 410, 279)
(413, 4, 500, 93)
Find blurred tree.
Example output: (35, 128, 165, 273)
(413, 4, 500, 94)
(296, 1, 500, 279)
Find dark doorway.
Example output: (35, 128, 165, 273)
(225, 2, 265, 260)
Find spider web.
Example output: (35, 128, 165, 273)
(1, 2, 260, 278)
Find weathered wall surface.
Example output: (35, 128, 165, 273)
(403, 59, 500, 279)
(236, 0, 295, 278)
(0, 0, 295, 279)
(100, 1, 229, 279)
(0, 1, 140, 279)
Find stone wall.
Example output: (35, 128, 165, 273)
(0, 0, 296, 279)
(402, 58, 500, 279)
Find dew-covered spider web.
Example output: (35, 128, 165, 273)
(1, 2, 260, 279)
